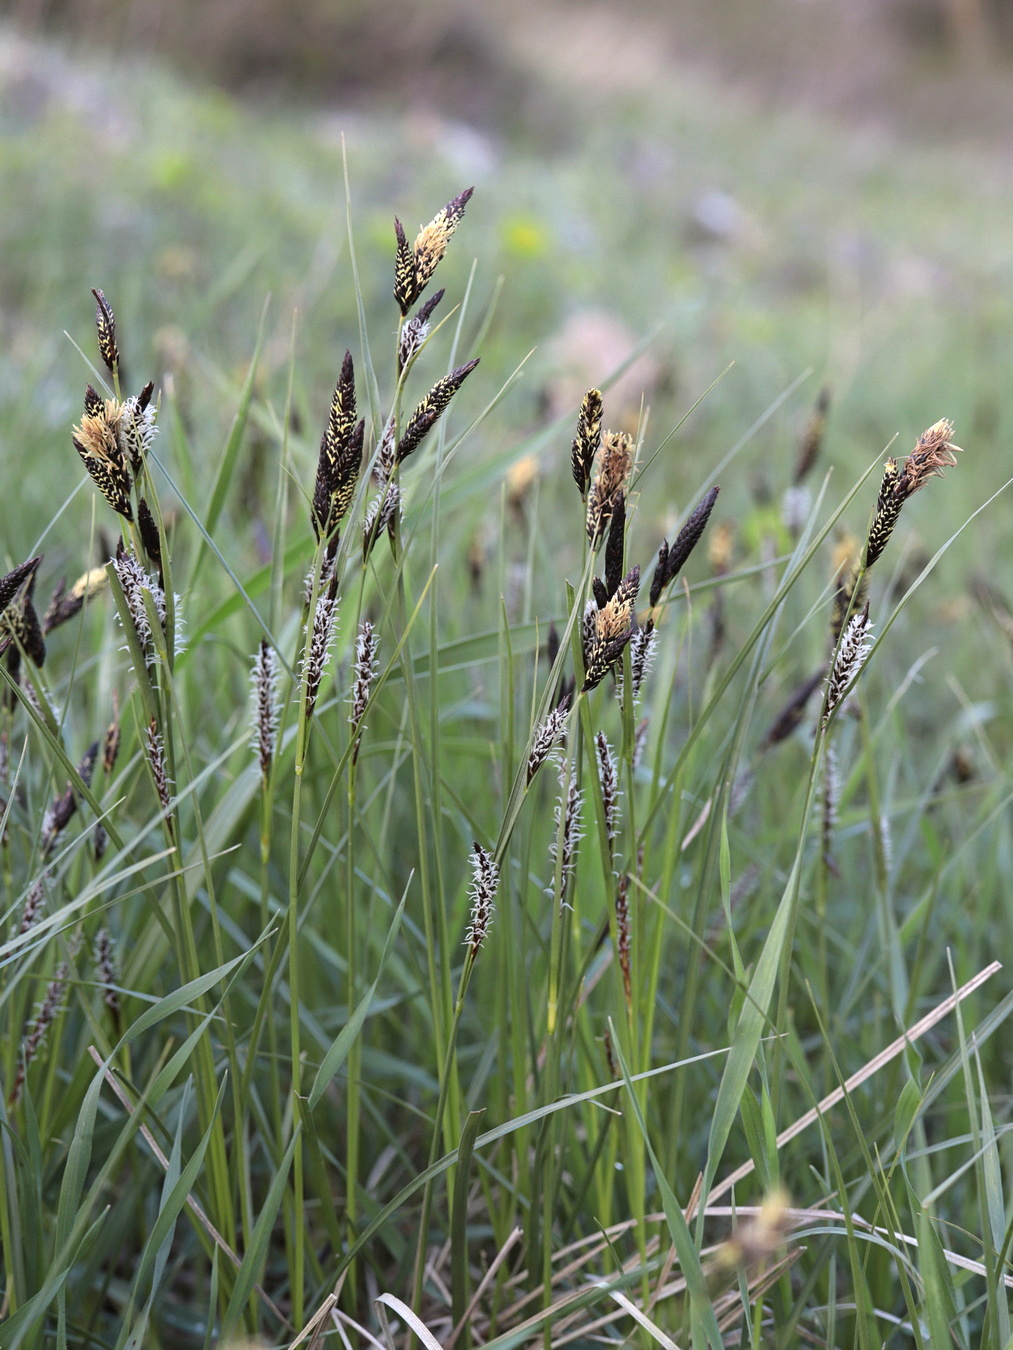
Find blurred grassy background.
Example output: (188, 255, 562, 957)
(3, 0, 1013, 692)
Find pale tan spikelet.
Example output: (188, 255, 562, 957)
(585, 429, 633, 549)
(73, 400, 133, 519)
(899, 418, 961, 497)
(582, 565, 639, 691)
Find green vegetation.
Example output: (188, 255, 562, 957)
(1, 26, 1011, 1349)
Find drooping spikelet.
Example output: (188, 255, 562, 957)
(586, 430, 633, 549)
(759, 668, 827, 750)
(582, 565, 639, 692)
(0, 557, 41, 622)
(571, 388, 603, 498)
(649, 485, 720, 608)
(465, 842, 498, 957)
(312, 351, 365, 547)
(393, 188, 473, 316)
(396, 359, 480, 464)
(251, 638, 280, 781)
(43, 567, 107, 635)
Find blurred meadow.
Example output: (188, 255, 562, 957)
(2, 1, 1013, 1345)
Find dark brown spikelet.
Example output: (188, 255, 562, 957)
(864, 459, 904, 570)
(794, 386, 830, 485)
(103, 702, 121, 777)
(649, 485, 720, 608)
(9, 961, 69, 1105)
(92, 288, 119, 376)
(2, 590, 46, 668)
(595, 731, 619, 859)
(393, 218, 416, 316)
(465, 842, 498, 958)
(571, 388, 603, 497)
(312, 352, 361, 543)
(527, 695, 570, 785)
(94, 927, 121, 1032)
(396, 359, 479, 463)
(137, 497, 162, 570)
(603, 495, 626, 599)
(759, 668, 827, 750)
(592, 576, 608, 610)
(146, 718, 173, 820)
(84, 384, 104, 417)
(586, 430, 633, 549)
(0, 557, 41, 620)
(136, 379, 154, 415)
(43, 567, 107, 635)
(73, 400, 133, 520)
(42, 784, 77, 856)
(18, 875, 48, 936)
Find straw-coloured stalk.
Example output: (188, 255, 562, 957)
(349, 619, 379, 764)
(464, 842, 498, 958)
(571, 388, 603, 499)
(395, 359, 479, 464)
(586, 430, 633, 549)
(251, 638, 280, 781)
(649, 485, 720, 609)
(312, 351, 365, 549)
(393, 188, 473, 316)
(582, 565, 639, 692)
(824, 603, 873, 727)
(865, 419, 962, 569)
(527, 695, 571, 785)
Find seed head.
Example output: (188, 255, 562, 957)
(145, 718, 173, 818)
(73, 399, 134, 520)
(398, 289, 445, 373)
(43, 567, 107, 634)
(550, 761, 583, 912)
(312, 352, 364, 544)
(595, 731, 619, 859)
(302, 575, 339, 720)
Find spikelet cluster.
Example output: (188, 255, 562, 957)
(550, 762, 583, 911)
(527, 696, 571, 784)
(251, 639, 280, 781)
(394, 189, 473, 316)
(582, 566, 639, 692)
(586, 430, 633, 549)
(824, 605, 873, 726)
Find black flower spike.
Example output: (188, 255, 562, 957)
(312, 351, 364, 544)
(0, 558, 41, 621)
(91, 288, 119, 376)
(649, 485, 720, 608)
(396, 359, 479, 463)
